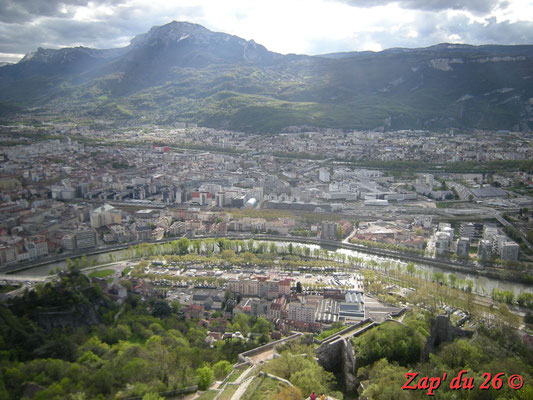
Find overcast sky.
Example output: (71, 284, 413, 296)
(0, 0, 532, 63)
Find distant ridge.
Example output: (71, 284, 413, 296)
(1, 21, 532, 132)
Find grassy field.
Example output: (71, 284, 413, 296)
(88, 269, 115, 278)
(240, 375, 289, 400)
(195, 390, 218, 400)
(316, 324, 346, 341)
(222, 365, 248, 385)
(216, 385, 238, 400)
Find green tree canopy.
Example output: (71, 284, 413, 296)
(196, 366, 214, 390)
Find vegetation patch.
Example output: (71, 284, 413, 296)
(88, 269, 115, 278)
(352, 321, 424, 368)
(0, 284, 19, 294)
(316, 322, 346, 341)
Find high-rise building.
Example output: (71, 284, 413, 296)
(456, 237, 470, 258)
(319, 168, 331, 183)
(459, 223, 482, 239)
(26, 239, 48, 260)
(62, 234, 76, 251)
(288, 301, 316, 323)
(499, 241, 519, 261)
(75, 230, 97, 249)
(321, 221, 339, 240)
(0, 246, 17, 265)
(477, 239, 492, 261)
(90, 204, 122, 228)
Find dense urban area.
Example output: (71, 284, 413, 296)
(1, 120, 532, 400)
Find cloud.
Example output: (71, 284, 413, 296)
(0, 2, 205, 56)
(307, 12, 533, 54)
(335, 0, 508, 15)
(0, 0, 531, 62)
(0, 0, 126, 23)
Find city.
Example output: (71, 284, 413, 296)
(1, 123, 531, 273)
(1, 120, 532, 398)
(1, 2, 533, 398)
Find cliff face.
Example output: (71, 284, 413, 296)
(36, 301, 103, 332)
(422, 314, 474, 360)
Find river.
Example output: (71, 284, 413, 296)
(12, 239, 533, 296)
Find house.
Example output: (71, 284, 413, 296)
(105, 284, 128, 303)
(184, 304, 205, 319)
(132, 279, 153, 296)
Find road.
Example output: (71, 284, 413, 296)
(0, 284, 28, 301)
(0, 274, 51, 282)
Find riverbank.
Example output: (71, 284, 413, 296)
(2, 234, 531, 290)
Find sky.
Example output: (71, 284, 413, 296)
(0, 0, 532, 63)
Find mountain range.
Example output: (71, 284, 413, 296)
(1, 21, 532, 132)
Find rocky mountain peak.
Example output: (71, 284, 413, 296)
(129, 20, 239, 48)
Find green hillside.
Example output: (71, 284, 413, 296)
(1, 22, 532, 132)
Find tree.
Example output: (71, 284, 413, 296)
(498, 304, 520, 328)
(448, 274, 457, 288)
(221, 249, 236, 261)
(241, 252, 256, 264)
(406, 262, 416, 276)
(152, 301, 172, 318)
(353, 322, 423, 367)
(252, 317, 271, 335)
(192, 240, 201, 254)
(233, 313, 251, 336)
(69, 393, 87, 400)
(296, 281, 302, 293)
(336, 224, 343, 240)
(276, 386, 303, 400)
(171, 300, 181, 314)
(142, 393, 164, 400)
(247, 239, 255, 253)
(517, 292, 533, 308)
(264, 349, 334, 396)
(360, 359, 410, 400)
(177, 237, 190, 255)
(196, 366, 214, 390)
(432, 272, 444, 284)
(213, 360, 232, 380)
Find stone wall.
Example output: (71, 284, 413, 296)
(238, 332, 303, 363)
(315, 337, 345, 371)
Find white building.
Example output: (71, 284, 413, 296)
(477, 239, 492, 261)
(90, 204, 122, 228)
(26, 240, 48, 260)
(288, 301, 316, 323)
(319, 168, 331, 183)
(499, 241, 519, 261)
